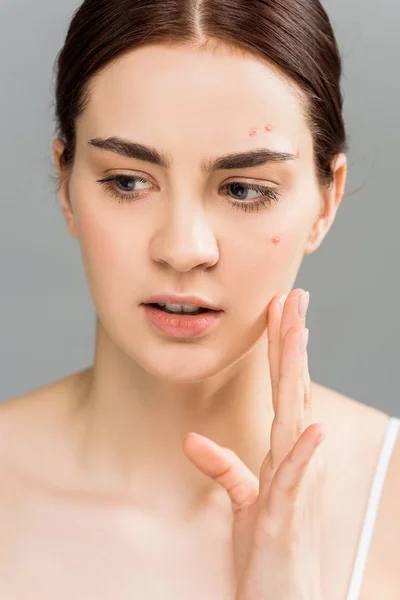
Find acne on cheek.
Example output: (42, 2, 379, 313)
(272, 236, 280, 245)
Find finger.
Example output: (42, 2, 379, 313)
(270, 325, 307, 472)
(277, 289, 309, 426)
(267, 295, 285, 415)
(182, 432, 259, 513)
(303, 342, 313, 429)
(279, 289, 309, 348)
(265, 423, 324, 527)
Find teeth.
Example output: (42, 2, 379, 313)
(156, 303, 204, 313)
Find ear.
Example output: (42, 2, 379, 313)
(304, 153, 348, 255)
(52, 138, 79, 240)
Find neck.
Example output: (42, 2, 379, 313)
(70, 321, 277, 518)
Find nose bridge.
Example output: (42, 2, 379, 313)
(149, 192, 219, 272)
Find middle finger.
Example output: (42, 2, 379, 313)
(279, 289, 310, 423)
(271, 324, 309, 472)
(267, 289, 309, 417)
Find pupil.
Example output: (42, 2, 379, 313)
(118, 177, 135, 192)
(230, 183, 246, 199)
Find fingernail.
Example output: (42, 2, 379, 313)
(298, 291, 310, 319)
(299, 328, 309, 353)
(279, 295, 287, 311)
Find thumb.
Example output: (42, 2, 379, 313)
(182, 432, 259, 513)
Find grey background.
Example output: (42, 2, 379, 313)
(0, 0, 398, 416)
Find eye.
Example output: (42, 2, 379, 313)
(96, 175, 281, 213)
(221, 182, 281, 213)
(97, 175, 150, 202)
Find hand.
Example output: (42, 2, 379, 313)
(182, 289, 326, 600)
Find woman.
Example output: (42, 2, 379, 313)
(0, 0, 398, 598)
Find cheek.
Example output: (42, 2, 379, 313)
(268, 218, 309, 264)
(227, 216, 309, 298)
(72, 197, 141, 296)
(266, 217, 312, 285)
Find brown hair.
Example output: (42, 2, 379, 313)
(52, 0, 348, 191)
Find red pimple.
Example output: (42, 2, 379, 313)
(264, 124, 273, 132)
(249, 127, 257, 136)
(272, 236, 280, 245)
(296, 149, 300, 158)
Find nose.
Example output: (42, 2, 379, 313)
(149, 201, 219, 272)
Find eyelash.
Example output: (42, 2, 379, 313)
(96, 175, 281, 213)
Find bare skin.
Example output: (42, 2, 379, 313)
(0, 42, 399, 598)
(0, 376, 397, 599)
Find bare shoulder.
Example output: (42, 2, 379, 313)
(311, 378, 399, 485)
(0, 368, 90, 480)
(311, 380, 400, 599)
(310, 379, 395, 453)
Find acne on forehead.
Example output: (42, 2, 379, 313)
(249, 123, 273, 136)
(272, 237, 280, 245)
(248, 124, 301, 160)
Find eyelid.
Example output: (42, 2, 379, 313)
(101, 166, 281, 184)
(98, 173, 282, 196)
(224, 175, 280, 187)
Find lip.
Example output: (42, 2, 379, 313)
(142, 304, 222, 338)
(142, 293, 222, 312)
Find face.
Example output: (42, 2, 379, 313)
(53, 43, 346, 381)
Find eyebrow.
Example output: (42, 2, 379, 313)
(88, 136, 297, 174)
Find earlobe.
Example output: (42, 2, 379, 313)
(304, 218, 325, 256)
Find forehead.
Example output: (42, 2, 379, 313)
(78, 43, 310, 157)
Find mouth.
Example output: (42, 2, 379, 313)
(141, 303, 223, 338)
(141, 293, 222, 312)
(145, 303, 214, 316)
